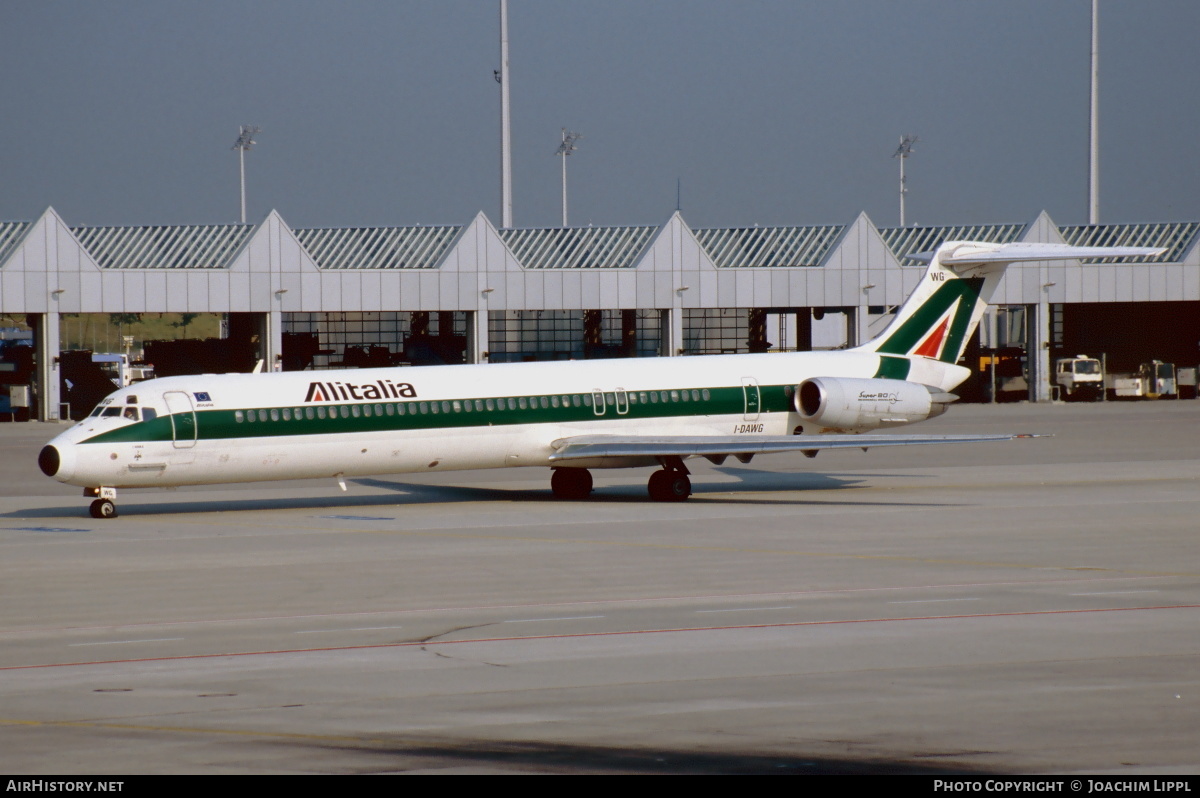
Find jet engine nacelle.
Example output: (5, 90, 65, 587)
(795, 377, 956, 431)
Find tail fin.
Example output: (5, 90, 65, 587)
(857, 241, 1167, 365)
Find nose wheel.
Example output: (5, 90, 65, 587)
(85, 487, 119, 519)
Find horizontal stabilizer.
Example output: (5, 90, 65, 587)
(549, 433, 1022, 462)
(907, 242, 1167, 266)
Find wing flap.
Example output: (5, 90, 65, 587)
(548, 433, 1021, 462)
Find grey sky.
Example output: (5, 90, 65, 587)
(1, 1, 1197, 230)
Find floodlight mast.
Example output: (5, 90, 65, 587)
(1088, 0, 1100, 224)
(893, 134, 918, 227)
(498, 0, 513, 228)
(232, 125, 261, 224)
(556, 129, 583, 226)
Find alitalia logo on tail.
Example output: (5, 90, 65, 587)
(909, 301, 960, 360)
(305, 380, 417, 402)
(873, 278, 984, 364)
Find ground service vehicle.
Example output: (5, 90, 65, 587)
(1055, 355, 1104, 401)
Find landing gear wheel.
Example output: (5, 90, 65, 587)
(648, 470, 691, 502)
(551, 468, 593, 500)
(89, 499, 118, 519)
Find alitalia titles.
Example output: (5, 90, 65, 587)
(304, 380, 417, 403)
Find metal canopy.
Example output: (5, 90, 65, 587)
(692, 225, 844, 268)
(294, 225, 461, 270)
(1060, 222, 1199, 263)
(71, 224, 253, 269)
(500, 226, 657, 269)
(880, 224, 1025, 263)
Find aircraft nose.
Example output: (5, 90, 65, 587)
(38, 444, 75, 482)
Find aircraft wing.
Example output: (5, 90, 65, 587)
(548, 432, 1025, 462)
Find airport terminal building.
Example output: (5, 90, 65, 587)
(1, 205, 1197, 420)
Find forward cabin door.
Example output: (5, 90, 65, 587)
(741, 377, 761, 421)
(163, 391, 197, 449)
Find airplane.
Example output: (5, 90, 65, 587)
(38, 240, 1163, 518)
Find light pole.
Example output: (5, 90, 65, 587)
(498, 0, 513, 228)
(555, 129, 582, 226)
(232, 125, 261, 224)
(1088, 0, 1100, 224)
(893, 134, 918, 227)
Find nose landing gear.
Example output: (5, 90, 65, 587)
(85, 487, 119, 519)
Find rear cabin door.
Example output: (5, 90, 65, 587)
(163, 391, 197, 449)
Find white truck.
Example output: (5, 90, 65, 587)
(91, 353, 154, 388)
(1055, 355, 1104, 401)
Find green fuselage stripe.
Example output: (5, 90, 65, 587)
(82, 383, 798, 445)
(873, 355, 912, 380)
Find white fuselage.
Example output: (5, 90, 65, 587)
(44, 348, 952, 490)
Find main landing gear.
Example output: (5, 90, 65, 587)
(647, 457, 691, 502)
(549, 457, 693, 503)
(550, 467, 593, 500)
(85, 487, 118, 519)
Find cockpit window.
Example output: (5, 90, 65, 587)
(102, 407, 121, 418)
(142, 407, 157, 421)
(123, 407, 139, 421)
(90, 406, 105, 417)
